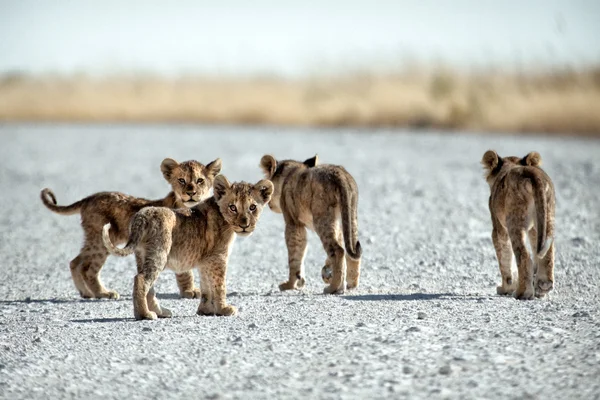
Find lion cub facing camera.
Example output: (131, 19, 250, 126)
(482, 150, 556, 300)
(260, 155, 362, 294)
(102, 175, 273, 320)
(41, 158, 221, 300)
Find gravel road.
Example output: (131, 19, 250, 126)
(1, 124, 599, 400)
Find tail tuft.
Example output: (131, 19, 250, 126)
(346, 240, 362, 260)
(537, 236, 553, 259)
(102, 223, 134, 257)
(40, 188, 83, 215)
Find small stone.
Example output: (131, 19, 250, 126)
(417, 312, 426, 320)
(33, 337, 43, 343)
(402, 365, 413, 374)
(248, 323, 258, 329)
(142, 327, 152, 332)
(572, 311, 590, 318)
(356, 322, 366, 327)
(439, 365, 452, 375)
(406, 326, 420, 333)
(220, 357, 227, 366)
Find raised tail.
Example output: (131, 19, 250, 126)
(40, 188, 84, 216)
(530, 174, 552, 259)
(339, 178, 362, 260)
(102, 223, 135, 257)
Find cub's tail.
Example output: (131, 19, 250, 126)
(530, 173, 553, 259)
(103, 220, 141, 257)
(40, 188, 84, 216)
(339, 177, 362, 260)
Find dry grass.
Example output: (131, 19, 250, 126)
(1, 67, 599, 135)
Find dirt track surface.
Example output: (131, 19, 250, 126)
(1, 125, 599, 400)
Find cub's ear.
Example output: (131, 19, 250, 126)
(260, 155, 277, 177)
(481, 150, 499, 171)
(205, 158, 222, 178)
(521, 152, 542, 167)
(161, 158, 179, 180)
(253, 179, 274, 204)
(303, 154, 318, 168)
(213, 175, 231, 201)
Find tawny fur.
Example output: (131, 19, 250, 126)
(260, 154, 362, 294)
(41, 158, 221, 299)
(482, 150, 556, 300)
(102, 175, 273, 320)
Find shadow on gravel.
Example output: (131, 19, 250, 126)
(343, 293, 490, 301)
(0, 298, 127, 304)
(71, 317, 133, 323)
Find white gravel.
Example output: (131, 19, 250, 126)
(0, 124, 599, 400)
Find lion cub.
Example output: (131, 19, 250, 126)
(260, 154, 362, 294)
(41, 158, 221, 300)
(102, 175, 273, 320)
(482, 150, 556, 300)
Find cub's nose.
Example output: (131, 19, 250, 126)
(240, 216, 249, 228)
(186, 191, 196, 197)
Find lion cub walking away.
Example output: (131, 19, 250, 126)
(260, 154, 362, 294)
(482, 150, 556, 300)
(102, 175, 273, 320)
(41, 158, 221, 300)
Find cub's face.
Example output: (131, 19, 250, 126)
(161, 158, 222, 207)
(481, 150, 542, 186)
(213, 176, 274, 237)
(259, 154, 318, 213)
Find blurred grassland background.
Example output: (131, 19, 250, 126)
(1, 1, 599, 135)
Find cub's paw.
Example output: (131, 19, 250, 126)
(323, 284, 345, 295)
(296, 277, 306, 289)
(496, 285, 514, 296)
(535, 280, 554, 298)
(96, 290, 120, 300)
(79, 291, 93, 299)
(106, 290, 120, 300)
(157, 306, 172, 318)
(135, 311, 158, 321)
(514, 288, 535, 300)
(180, 288, 202, 299)
(321, 265, 333, 284)
(346, 280, 360, 290)
(215, 305, 237, 316)
(196, 303, 214, 316)
(279, 281, 297, 291)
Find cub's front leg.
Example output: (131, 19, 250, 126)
(197, 257, 237, 316)
(279, 223, 307, 291)
(176, 270, 201, 299)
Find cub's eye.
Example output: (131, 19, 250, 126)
(249, 204, 257, 211)
(229, 205, 237, 213)
(178, 178, 186, 185)
(196, 178, 204, 184)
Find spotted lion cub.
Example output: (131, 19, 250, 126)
(482, 150, 556, 300)
(102, 175, 273, 320)
(260, 154, 362, 294)
(41, 158, 221, 300)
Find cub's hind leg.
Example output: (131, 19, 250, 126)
(508, 219, 534, 300)
(315, 214, 346, 295)
(535, 242, 555, 297)
(197, 269, 215, 315)
(492, 225, 515, 295)
(176, 271, 201, 299)
(133, 247, 169, 320)
(279, 223, 308, 291)
(79, 232, 119, 299)
(321, 228, 360, 290)
(70, 254, 93, 298)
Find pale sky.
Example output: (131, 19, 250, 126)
(0, 0, 598, 76)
